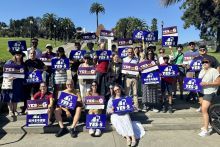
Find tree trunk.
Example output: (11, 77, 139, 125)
(215, 27, 220, 52)
(96, 12, 99, 30)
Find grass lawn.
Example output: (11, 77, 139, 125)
(0, 37, 64, 61)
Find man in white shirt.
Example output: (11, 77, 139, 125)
(25, 38, 42, 59)
(122, 47, 140, 110)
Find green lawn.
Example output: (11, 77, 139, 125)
(0, 37, 64, 61)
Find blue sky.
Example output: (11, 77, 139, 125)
(0, 0, 200, 43)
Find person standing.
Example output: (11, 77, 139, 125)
(26, 38, 42, 59)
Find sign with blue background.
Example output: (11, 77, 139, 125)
(86, 114, 106, 129)
(26, 114, 48, 127)
(96, 50, 112, 61)
(51, 58, 70, 70)
(133, 30, 158, 42)
(162, 26, 178, 35)
(69, 50, 86, 60)
(57, 92, 77, 109)
(82, 33, 96, 41)
(26, 70, 43, 83)
(3, 64, 25, 78)
(100, 30, 114, 37)
(162, 36, 178, 47)
(118, 47, 128, 58)
(141, 72, 160, 84)
(159, 65, 178, 77)
(189, 58, 202, 72)
(113, 97, 133, 114)
(8, 40, 27, 52)
(183, 78, 202, 92)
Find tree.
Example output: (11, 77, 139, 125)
(114, 17, 148, 38)
(42, 13, 57, 40)
(96, 24, 105, 36)
(90, 2, 105, 29)
(161, 0, 220, 52)
(151, 18, 158, 31)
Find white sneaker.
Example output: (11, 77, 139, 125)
(198, 130, 210, 137)
(152, 108, 159, 113)
(94, 129, 101, 136)
(201, 126, 212, 133)
(8, 111, 14, 117)
(89, 129, 95, 135)
(14, 111, 19, 116)
(196, 107, 201, 112)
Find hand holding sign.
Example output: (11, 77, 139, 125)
(113, 97, 133, 114)
(57, 92, 77, 110)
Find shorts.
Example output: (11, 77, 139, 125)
(198, 93, 216, 102)
(161, 80, 173, 95)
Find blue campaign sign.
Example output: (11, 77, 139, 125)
(69, 50, 87, 60)
(26, 114, 48, 127)
(8, 40, 27, 52)
(27, 99, 48, 110)
(162, 36, 178, 47)
(141, 72, 160, 84)
(183, 78, 202, 92)
(86, 114, 106, 129)
(113, 96, 134, 114)
(118, 47, 128, 58)
(159, 65, 179, 77)
(189, 58, 202, 72)
(57, 92, 78, 110)
(96, 50, 112, 61)
(133, 30, 148, 40)
(145, 31, 158, 42)
(3, 64, 25, 78)
(51, 58, 70, 69)
(162, 26, 178, 35)
(118, 38, 133, 46)
(26, 70, 43, 83)
(82, 33, 96, 41)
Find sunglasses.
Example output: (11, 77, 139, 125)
(128, 52, 133, 54)
(202, 61, 209, 64)
(159, 52, 164, 54)
(32, 42, 38, 44)
(199, 49, 206, 52)
(114, 88, 120, 92)
(92, 84, 97, 87)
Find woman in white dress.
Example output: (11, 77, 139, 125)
(107, 84, 145, 147)
(198, 58, 220, 137)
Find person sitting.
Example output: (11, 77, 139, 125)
(107, 84, 145, 147)
(33, 82, 55, 125)
(54, 80, 82, 138)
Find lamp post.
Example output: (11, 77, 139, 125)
(54, 24, 56, 46)
(29, 20, 33, 46)
(161, 21, 164, 47)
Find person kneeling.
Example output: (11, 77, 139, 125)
(54, 80, 82, 138)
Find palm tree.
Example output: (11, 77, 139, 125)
(90, 2, 105, 29)
(161, 0, 182, 6)
(42, 13, 57, 40)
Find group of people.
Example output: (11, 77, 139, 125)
(0, 37, 220, 144)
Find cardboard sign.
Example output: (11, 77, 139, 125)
(189, 58, 202, 72)
(122, 63, 139, 76)
(57, 91, 78, 110)
(162, 36, 178, 47)
(141, 72, 160, 84)
(26, 114, 48, 127)
(138, 60, 158, 73)
(84, 96, 105, 109)
(78, 67, 96, 79)
(3, 64, 25, 79)
(8, 40, 27, 52)
(118, 47, 128, 58)
(113, 97, 134, 114)
(82, 33, 96, 42)
(100, 30, 114, 37)
(118, 38, 133, 46)
(51, 58, 70, 70)
(159, 65, 178, 77)
(162, 26, 178, 36)
(26, 70, 43, 83)
(69, 50, 87, 60)
(133, 30, 158, 42)
(183, 78, 202, 92)
(86, 114, 106, 129)
(96, 50, 112, 61)
(40, 58, 52, 66)
(27, 100, 48, 110)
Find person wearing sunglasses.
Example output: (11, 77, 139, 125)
(158, 48, 165, 64)
(106, 84, 145, 147)
(86, 81, 103, 137)
(26, 38, 42, 59)
(198, 58, 220, 137)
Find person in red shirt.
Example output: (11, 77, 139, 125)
(33, 82, 54, 125)
(160, 55, 175, 113)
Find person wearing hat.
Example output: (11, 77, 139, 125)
(1, 50, 26, 116)
(26, 38, 42, 59)
(41, 44, 56, 86)
(78, 54, 94, 100)
(170, 44, 184, 100)
(198, 58, 220, 137)
(160, 55, 176, 113)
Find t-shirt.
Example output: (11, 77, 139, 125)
(198, 68, 220, 94)
(25, 58, 45, 72)
(26, 48, 42, 59)
(161, 63, 175, 84)
(96, 61, 109, 73)
(33, 91, 53, 100)
(123, 56, 139, 64)
(183, 49, 199, 65)
(173, 52, 184, 65)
